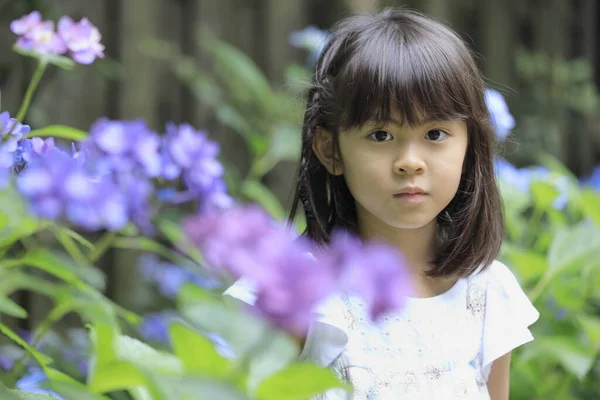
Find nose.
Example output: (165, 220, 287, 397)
(393, 143, 425, 175)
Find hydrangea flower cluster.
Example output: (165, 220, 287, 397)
(289, 25, 329, 68)
(183, 206, 410, 335)
(485, 88, 515, 141)
(10, 116, 231, 232)
(494, 158, 570, 209)
(0, 111, 32, 184)
(10, 11, 104, 64)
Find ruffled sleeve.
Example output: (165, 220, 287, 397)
(222, 280, 349, 368)
(480, 260, 540, 379)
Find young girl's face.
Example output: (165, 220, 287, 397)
(336, 107, 468, 231)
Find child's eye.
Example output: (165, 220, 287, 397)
(368, 130, 393, 142)
(424, 129, 449, 142)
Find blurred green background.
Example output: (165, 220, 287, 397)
(1, 0, 599, 399)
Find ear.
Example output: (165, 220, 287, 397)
(312, 126, 343, 176)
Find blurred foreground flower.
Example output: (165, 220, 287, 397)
(183, 205, 409, 335)
(485, 89, 515, 141)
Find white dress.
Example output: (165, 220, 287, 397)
(224, 260, 539, 399)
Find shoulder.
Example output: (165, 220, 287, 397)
(475, 260, 540, 378)
(473, 259, 522, 290)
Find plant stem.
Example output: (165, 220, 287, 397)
(529, 273, 552, 303)
(89, 231, 117, 262)
(52, 226, 88, 266)
(17, 60, 47, 122)
(7, 60, 47, 136)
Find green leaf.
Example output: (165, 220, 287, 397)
(503, 245, 548, 283)
(155, 218, 204, 265)
(201, 31, 274, 113)
(0, 270, 63, 298)
(268, 122, 301, 163)
(27, 125, 88, 141)
(178, 285, 265, 356)
(112, 237, 196, 271)
(153, 376, 250, 400)
(57, 228, 94, 251)
(170, 323, 230, 377)
(43, 381, 110, 400)
(116, 335, 182, 374)
(0, 322, 52, 367)
(582, 189, 600, 225)
(89, 322, 119, 372)
(2, 248, 105, 290)
(256, 363, 350, 400)
(0, 296, 28, 318)
(577, 315, 600, 347)
(178, 286, 300, 392)
(241, 180, 286, 220)
(89, 361, 165, 399)
(0, 387, 58, 400)
(547, 223, 600, 276)
(12, 45, 75, 70)
(529, 336, 596, 380)
(530, 181, 559, 211)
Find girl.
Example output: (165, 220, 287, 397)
(225, 7, 539, 399)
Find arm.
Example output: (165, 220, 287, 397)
(487, 352, 512, 400)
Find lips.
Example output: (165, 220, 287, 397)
(395, 186, 427, 196)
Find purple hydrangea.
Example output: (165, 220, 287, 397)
(0, 111, 32, 185)
(326, 232, 411, 320)
(11, 11, 104, 64)
(10, 12, 66, 56)
(16, 146, 130, 230)
(86, 118, 162, 178)
(485, 89, 515, 141)
(57, 16, 105, 64)
(183, 206, 410, 335)
(163, 123, 233, 212)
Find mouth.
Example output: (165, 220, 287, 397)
(393, 186, 428, 203)
(394, 186, 427, 196)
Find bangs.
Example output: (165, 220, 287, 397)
(335, 22, 476, 129)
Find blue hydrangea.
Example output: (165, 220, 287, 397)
(138, 311, 174, 344)
(581, 165, 600, 190)
(289, 25, 329, 68)
(138, 254, 222, 299)
(485, 89, 515, 141)
(16, 368, 64, 399)
(494, 158, 570, 210)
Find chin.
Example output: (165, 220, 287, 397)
(385, 216, 437, 230)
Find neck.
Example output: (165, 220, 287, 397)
(356, 206, 437, 275)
